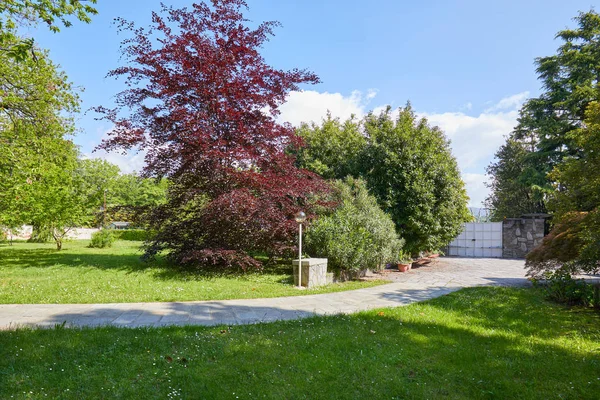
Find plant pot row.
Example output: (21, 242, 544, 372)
(397, 253, 440, 272)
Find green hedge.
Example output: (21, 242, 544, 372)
(111, 229, 151, 241)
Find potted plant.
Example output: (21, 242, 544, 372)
(426, 250, 440, 259)
(397, 251, 412, 272)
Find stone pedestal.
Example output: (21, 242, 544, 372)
(292, 258, 328, 288)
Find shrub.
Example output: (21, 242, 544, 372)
(112, 229, 150, 241)
(89, 229, 115, 248)
(305, 177, 404, 278)
(535, 269, 596, 307)
(526, 211, 600, 279)
(296, 107, 471, 255)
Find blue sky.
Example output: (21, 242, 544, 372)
(25, 0, 597, 206)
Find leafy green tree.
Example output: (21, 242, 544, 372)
(27, 142, 90, 250)
(526, 102, 600, 278)
(0, 0, 97, 60)
(548, 102, 600, 218)
(305, 177, 404, 277)
(0, 36, 81, 249)
(295, 113, 366, 179)
(360, 106, 471, 254)
(74, 159, 169, 227)
(485, 137, 547, 220)
(102, 173, 168, 227)
(110, 174, 168, 208)
(298, 105, 471, 255)
(488, 10, 600, 217)
(77, 158, 120, 224)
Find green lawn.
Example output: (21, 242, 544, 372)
(0, 241, 386, 304)
(1, 287, 599, 399)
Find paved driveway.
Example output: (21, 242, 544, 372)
(0, 257, 529, 330)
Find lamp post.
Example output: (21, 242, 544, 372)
(295, 211, 306, 288)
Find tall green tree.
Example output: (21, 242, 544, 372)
(0, 0, 97, 60)
(485, 137, 547, 220)
(360, 106, 471, 254)
(27, 141, 89, 250)
(488, 10, 600, 218)
(295, 113, 366, 180)
(526, 102, 600, 276)
(297, 106, 471, 255)
(0, 36, 83, 249)
(75, 159, 169, 227)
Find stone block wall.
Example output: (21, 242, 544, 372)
(502, 218, 546, 258)
(292, 258, 328, 288)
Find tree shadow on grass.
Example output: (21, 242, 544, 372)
(0, 246, 160, 273)
(1, 288, 599, 399)
(0, 242, 296, 283)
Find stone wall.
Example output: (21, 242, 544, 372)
(502, 218, 546, 258)
(292, 258, 328, 288)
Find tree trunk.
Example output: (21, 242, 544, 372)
(52, 228, 63, 251)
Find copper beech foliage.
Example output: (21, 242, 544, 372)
(96, 0, 329, 270)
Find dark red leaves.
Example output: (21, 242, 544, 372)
(97, 0, 329, 270)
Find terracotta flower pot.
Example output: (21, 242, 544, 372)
(427, 253, 440, 259)
(398, 263, 411, 272)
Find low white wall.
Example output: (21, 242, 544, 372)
(2, 225, 100, 241)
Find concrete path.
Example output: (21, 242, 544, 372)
(0, 258, 529, 330)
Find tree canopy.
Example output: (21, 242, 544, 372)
(296, 106, 471, 255)
(487, 10, 600, 219)
(0, 36, 83, 249)
(526, 102, 600, 275)
(0, 0, 98, 60)
(96, 0, 329, 270)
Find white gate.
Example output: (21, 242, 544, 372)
(447, 222, 503, 258)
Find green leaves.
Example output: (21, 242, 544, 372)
(298, 106, 470, 255)
(0, 1, 98, 61)
(489, 10, 600, 219)
(305, 177, 404, 274)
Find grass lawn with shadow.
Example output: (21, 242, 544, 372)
(0, 240, 387, 304)
(1, 287, 599, 399)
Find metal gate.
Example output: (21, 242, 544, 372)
(446, 222, 503, 258)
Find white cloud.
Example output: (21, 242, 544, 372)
(462, 173, 489, 208)
(278, 90, 373, 126)
(421, 109, 518, 169)
(82, 128, 147, 174)
(484, 92, 529, 112)
(278, 90, 528, 211)
(84, 149, 146, 174)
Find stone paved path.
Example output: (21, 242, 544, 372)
(0, 257, 529, 330)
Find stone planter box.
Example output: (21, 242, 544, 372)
(292, 258, 328, 288)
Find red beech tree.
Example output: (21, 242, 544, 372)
(96, 0, 329, 270)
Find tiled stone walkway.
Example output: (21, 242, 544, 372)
(0, 257, 529, 330)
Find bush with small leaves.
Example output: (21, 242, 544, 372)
(535, 269, 596, 307)
(306, 177, 404, 278)
(89, 229, 115, 248)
